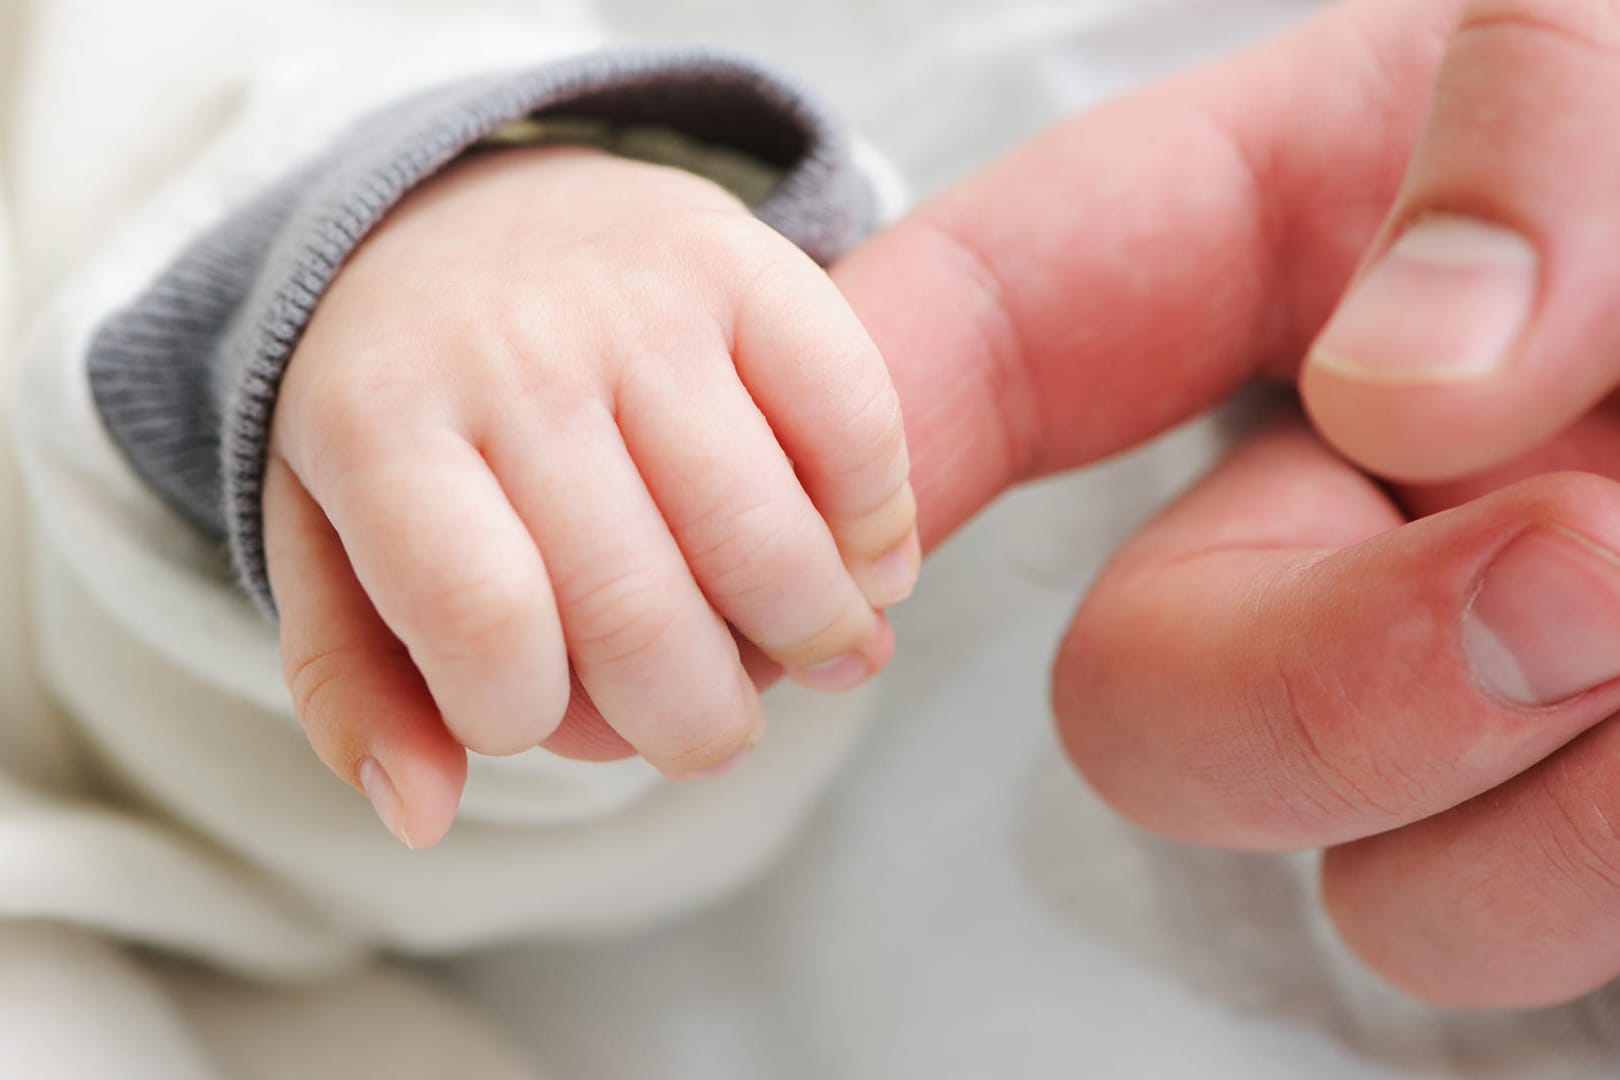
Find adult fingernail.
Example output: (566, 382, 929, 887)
(1464, 526, 1620, 707)
(1309, 215, 1537, 382)
(359, 757, 413, 849)
(793, 651, 872, 692)
(866, 531, 921, 608)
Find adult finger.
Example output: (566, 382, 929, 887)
(1053, 418, 1620, 850)
(834, 0, 1460, 554)
(264, 456, 466, 849)
(1304, 1, 1620, 482)
(1398, 403, 1620, 518)
(1324, 714, 1620, 1008)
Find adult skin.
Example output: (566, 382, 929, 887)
(842, 0, 1620, 1009)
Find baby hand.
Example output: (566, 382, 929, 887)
(260, 145, 917, 846)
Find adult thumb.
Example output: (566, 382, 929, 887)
(1302, 1, 1620, 483)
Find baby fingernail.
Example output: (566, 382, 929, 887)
(1464, 526, 1620, 707)
(359, 757, 413, 849)
(691, 745, 753, 780)
(794, 651, 872, 692)
(1309, 215, 1537, 382)
(867, 531, 921, 608)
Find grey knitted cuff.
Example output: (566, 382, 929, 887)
(87, 47, 877, 615)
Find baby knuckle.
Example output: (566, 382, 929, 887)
(777, 605, 870, 668)
(416, 564, 539, 661)
(672, 210, 774, 272)
(825, 480, 916, 560)
(302, 369, 414, 464)
(687, 502, 808, 591)
(833, 383, 908, 476)
(562, 566, 680, 666)
(657, 708, 757, 773)
(714, 557, 818, 615)
(282, 642, 363, 739)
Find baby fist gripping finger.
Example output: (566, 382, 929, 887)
(264, 140, 913, 797)
(461, 148, 908, 704)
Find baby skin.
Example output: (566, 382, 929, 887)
(263, 145, 919, 848)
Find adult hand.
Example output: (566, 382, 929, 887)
(834, 0, 1620, 1008)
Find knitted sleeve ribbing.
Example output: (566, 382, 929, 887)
(86, 47, 876, 613)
